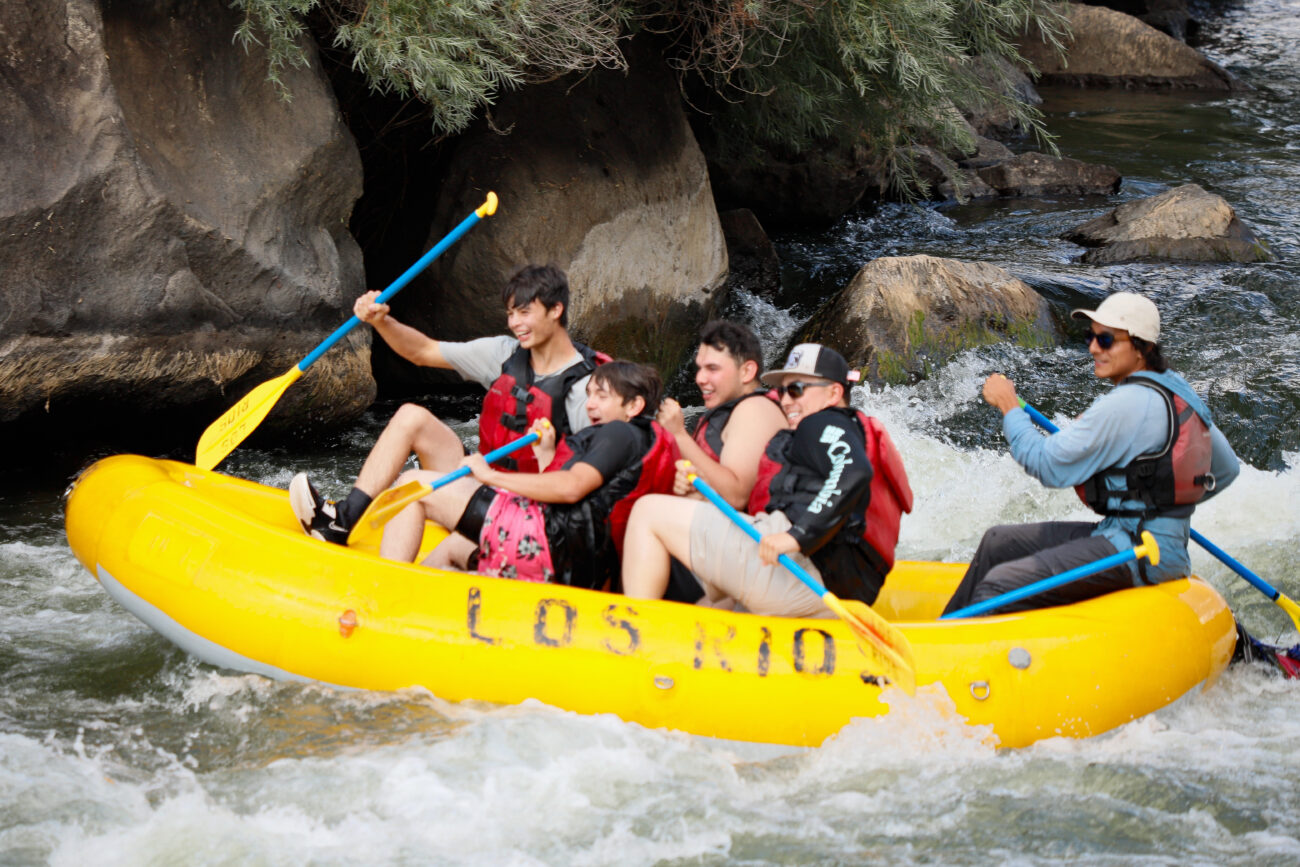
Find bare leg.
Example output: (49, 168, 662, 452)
(354, 403, 465, 497)
(379, 470, 483, 563)
(422, 532, 479, 571)
(621, 495, 699, 600)
(379, 500, 427, 563)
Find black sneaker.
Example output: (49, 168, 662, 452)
(289, 473, 350, 545)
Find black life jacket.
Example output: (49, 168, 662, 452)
(546, 418, 679, 590)
(1075, 374, 1215, 519)
(478, 342, 610, 473)
(690, 389, 781, 461)
(748, 409, 913, 576)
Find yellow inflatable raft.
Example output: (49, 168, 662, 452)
(64, 455, 1236, 748)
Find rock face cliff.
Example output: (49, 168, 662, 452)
(0, 0, 368, 454)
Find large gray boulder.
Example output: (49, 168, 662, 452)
(1018, 4, 1243, 90)
(796, 255, 1058, 384)
(381, 40, 728, 386)
(0, 0, 368, 446)
(1063, 183, 1275, 263)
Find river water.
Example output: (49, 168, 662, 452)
(4, 2, 1300, 864)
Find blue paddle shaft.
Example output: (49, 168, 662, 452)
(942, 546, 1140, 619)
(425, 432, 541, 493)
(297, 207, 488, 372)
(690, 475, 828, 601)
(1016, 398, 1283, 601)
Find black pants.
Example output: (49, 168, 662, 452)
(941, 521, 1132, 616)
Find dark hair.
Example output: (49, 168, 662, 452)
(501, 264, 570, 326)
(699, 320, 762, 369)
(1131, 337, 1168, 373)
(590, 360, 663, 417)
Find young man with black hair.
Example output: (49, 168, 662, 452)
(291, 264, 606, 544)
(379, 361, 678, 590)
(655, 320, 787, 602)
(623, 344, 913, 616)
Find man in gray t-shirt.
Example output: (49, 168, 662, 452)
(439, 335, 592, 435)
(289, 264, 601, 545)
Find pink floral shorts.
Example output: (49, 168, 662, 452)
(476, 489, 555, 583)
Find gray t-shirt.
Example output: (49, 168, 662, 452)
(439, 335, 593, 433)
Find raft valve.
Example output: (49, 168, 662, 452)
(338, 609, 358, 638)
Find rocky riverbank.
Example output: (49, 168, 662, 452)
(0, 0, 1274, 464)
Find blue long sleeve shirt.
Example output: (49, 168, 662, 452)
(1002, 370, 1240, 583)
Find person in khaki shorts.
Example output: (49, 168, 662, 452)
(621, 344, 881, 617)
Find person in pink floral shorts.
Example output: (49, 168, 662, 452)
(379, 361, 679, 590)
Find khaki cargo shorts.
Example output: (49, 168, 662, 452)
(688, 507, 829, 618)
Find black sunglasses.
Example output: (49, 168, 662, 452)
(775, 381, 834, 399)
(1084, 331, 1128, 350)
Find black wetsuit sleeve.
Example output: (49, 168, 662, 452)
(782, 411, 873, 555)
(561, 421, 642, 483)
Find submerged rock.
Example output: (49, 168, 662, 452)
(0, 0, 368, 442)
(1063, 184, 1275, 264)
(1018, 4, 1243, 91)
(796, 255, 1058, 385)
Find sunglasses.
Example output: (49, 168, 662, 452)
(1084, 331, 1129, 350)
(775, 381, 834, 399)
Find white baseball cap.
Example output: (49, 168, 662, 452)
(760, 343, 861, 387)
(1071, 293, 1160, 343)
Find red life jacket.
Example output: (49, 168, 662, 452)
(607, 421, 681, 555)
(478, 342, 609, 473)
(691, 389, 781, 461)
(748, 410, 913, 572)
(1075, 375, 1214, 518)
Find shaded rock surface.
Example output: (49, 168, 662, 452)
(1081, 0, 1201, 40)
(0, 0, 368, 444)
(955, 55, 1044, 139)
(717, 209, 782, 300)
(797, 255, 1058, 384)
(1018, 4, 1243, 90)
(381, 39, 727, 390)
(702, 141, 883, 231)
(977, 152, 1122, 197)
(1063, 183, 1275, 263)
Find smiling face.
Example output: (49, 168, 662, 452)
(585, 379, 645, 425)
(777, 374, 843, 427)
(1087, 324, 1147, 383)
(506, 298, 563, 350)
(694, 344, 757, 409)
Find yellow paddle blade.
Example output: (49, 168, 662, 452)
(825, 594, 917, 695)
(195, 366, 303, 471)
(345, 478, 430, 547)
(1276, 593, 1300, 635)
(476, 191, 499, 218)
